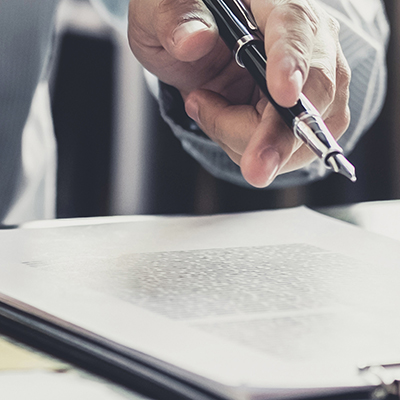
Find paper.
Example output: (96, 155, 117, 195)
(1, 207, 400, 399)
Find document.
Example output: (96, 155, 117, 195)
(0, 207, 399, 399)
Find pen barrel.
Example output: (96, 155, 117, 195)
(202, 0, 260, 49)
(239, 43, 301, 126)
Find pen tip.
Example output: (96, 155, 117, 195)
(327, 153, 357, 182)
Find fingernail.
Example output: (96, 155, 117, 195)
(291, 69, 304, 96)
(260, 148, 281, 186)
(173, 20, 209, 46)
(185, 97, 199, 123)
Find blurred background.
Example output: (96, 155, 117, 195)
(51, 0, 399, 218)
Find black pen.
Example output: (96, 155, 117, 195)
(201, 0, 356, 182)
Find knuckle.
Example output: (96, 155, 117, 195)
(157, 0, 184, 13)
(270, 1, 323, 64)
(310, 65, 336, 105)
(325, 80, 336, 105)
(326, 104, 351, 138)
(336, 87, 351, 134)
(337, 105, 351, 135)
(285, 0, 320, 36)
(337, 56, 351, 90)
(327, 15, 340, 37)
(198, 110, 220, 143)
(157, 0, 203, 23)
(127, 21, 147, 55)
(127, 2, 158, 54)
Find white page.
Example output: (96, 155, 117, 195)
(1, 207, 400, 399)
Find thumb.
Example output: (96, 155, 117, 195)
(154, 0, 219, 62)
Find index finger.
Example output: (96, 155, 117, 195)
(128, 0, 218, 62)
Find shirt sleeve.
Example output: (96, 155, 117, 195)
(0, 0, 60, 222)
(88, 0, 130, 35)
(157, 0, 390, 188)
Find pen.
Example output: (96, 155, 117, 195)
(201, 0, 356, 182)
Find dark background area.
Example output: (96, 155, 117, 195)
(51, 1, 399, 218)
(52, 33, 115, 218)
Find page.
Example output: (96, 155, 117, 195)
(0, 207, 400, 399)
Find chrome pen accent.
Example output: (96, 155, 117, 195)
(231, 0, 258, 30)
(293, 94, 356, 182)
(233, 35, 255, 67)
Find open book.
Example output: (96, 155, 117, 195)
(0, 207, 399, 399)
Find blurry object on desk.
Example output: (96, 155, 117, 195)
(0, 335, 68, 372)
(0, 371, 146, 400)
(319, 200, 400, 242)
(0, 335, 149, 399)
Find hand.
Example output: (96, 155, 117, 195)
(128, 0, 351, 187)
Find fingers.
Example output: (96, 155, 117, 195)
(185, 47, 351, 188)
(251, 0, 338, 112)
(128, 0, 218, 63)
(239, 106, 298, 187)
(319, 45, 351, 137)
(155, 0, 218, 62)
(185, 89, 299, 188)
(255, 0, 319, 107)
(128, 0, 351, 189)
(185, 89, 260, 157)
(240, 40, 351, 182)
